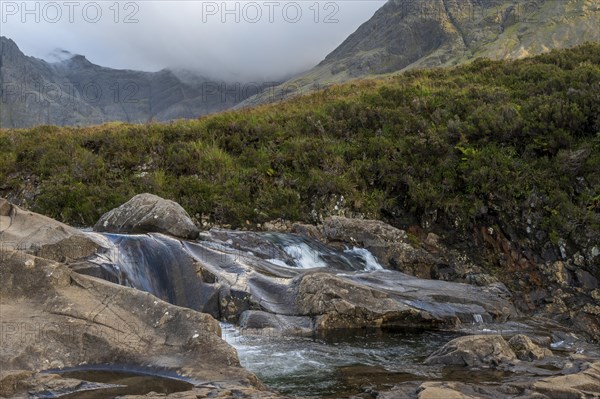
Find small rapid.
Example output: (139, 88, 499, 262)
(221, 323, 459, 397)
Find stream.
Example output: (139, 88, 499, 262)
(221, 324, 461, 397)
(76, 229, 526, 397)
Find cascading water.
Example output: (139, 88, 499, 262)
(84, 230, 388, 318)
(81, 229, 518, 397)
(84, 232, 222, 314)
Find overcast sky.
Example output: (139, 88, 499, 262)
(1, 1, 385, 81)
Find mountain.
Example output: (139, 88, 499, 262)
(0, 37, 254, 128)
(239, 0, 600, 107)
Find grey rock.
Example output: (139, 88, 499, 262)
(425, 335, 517, 367)
(0, 197, 97, 256)
(575, 269, 599, 290)
(239, 311, 314, 335)
(94, 193, 199, 239)
(0, 249, 262, 395)
(86, 227, 515, 332)
(508, 334, 553, 361)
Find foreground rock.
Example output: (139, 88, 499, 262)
(295, 271, 513, 331)
(425, 335, 517, 368)
(94, 193, 199, 239)
(376, 334, 600, 399)
(378, 361, 600, 399)
(6, 197, 515, 337)
(0, 248, 274, 398)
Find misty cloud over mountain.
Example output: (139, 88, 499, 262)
(1, 1, 384, 82)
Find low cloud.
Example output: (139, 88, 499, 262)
(1, 1, 385, 82)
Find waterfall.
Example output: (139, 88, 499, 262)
(84, 230, 388, 321)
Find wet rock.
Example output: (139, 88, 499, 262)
(508, 334, 552, 361)
(290, 222, 322, 240)
(203, 229, 292, 263)
(533, 362, 600, 398)
(94, 193, 199, 239)
(0, 248, 263, 396)
(322, 216, 440, 277)
(424, 335, 517, 367)
(239, 311, 314, 335)
(90, 227, 515, 333)
(295, 272, 514, 331)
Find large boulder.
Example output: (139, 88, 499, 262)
(424, 335, 517, 367)
(94, 194, 199, 239)
(0, 248, 270, 398)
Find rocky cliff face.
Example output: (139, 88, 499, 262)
(239, 0, 600, 107)
(0, 37, 251, 128)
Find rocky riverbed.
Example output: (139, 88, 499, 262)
(1, 194, 599, 398)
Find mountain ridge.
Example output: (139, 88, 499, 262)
(0, 36, 255, 128)
(238, 0, 600, 107)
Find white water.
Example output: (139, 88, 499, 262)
(220, 323, 458, 397)
(283, 243, 329, 269)
(263, 234, 385, 272)
(343, 247, 384, 271)
(473, 314, 484, 324)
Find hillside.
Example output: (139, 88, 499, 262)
(0, 36, 253, 128)
(1, 44, 599, 278)
(239, 0, 600, 107)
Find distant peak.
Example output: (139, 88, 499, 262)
(0, 35, 24, 59)
(1, 36, 20, 51)
(66, 54, 94, 68)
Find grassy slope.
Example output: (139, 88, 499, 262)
(0, 44, 599, 271)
